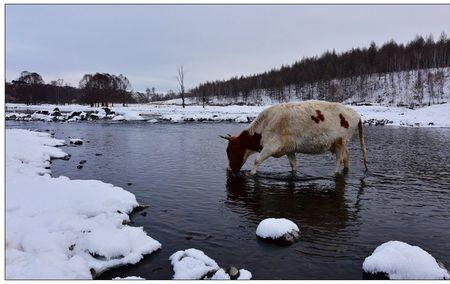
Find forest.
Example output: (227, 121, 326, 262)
(189, 33, 450, 105)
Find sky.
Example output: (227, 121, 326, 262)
(6, 4, 450, 93)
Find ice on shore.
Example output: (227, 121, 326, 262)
(5, 102, 450, 127)
(363, 241, 449, 280)
(6, 129, 161, 279)
(169, 248, 252, 280)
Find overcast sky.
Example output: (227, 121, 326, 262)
(6, 5, 450, 92)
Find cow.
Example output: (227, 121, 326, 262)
(220, 100, 368, 175)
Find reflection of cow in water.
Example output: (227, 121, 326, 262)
(225, 172, 365, 233)
(221, 100, 368, 175)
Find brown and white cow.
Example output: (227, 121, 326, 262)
(220, 100, 368, 175)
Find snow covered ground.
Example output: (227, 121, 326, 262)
(5, 129, 161, 279)
(363, 241, 449, 280)
(6, 101, 450, 127)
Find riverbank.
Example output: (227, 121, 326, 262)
(5, 129, 161, 279)
(5, 101, 450, 127)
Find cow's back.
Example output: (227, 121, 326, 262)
(258, 100, 361, 155)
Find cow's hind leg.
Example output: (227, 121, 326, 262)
(287, 153, 297, 175)
(342, 146, 349, 173)
(333, 138, 345, 174)
(250, 147, 274, 175)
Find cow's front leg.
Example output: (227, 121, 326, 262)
(250, 148, 273, 175)
(287, 153, 297, 175)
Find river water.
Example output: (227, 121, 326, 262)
(6, 121, 450, 279)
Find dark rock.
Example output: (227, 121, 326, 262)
(77, 165, 83, 169)
(117, 210, 123, 214)
(69, 244, 75, 251)
(79, 160, 87, 164)
(70, 140, 83, 145)
(51, 111, 62, 117)
(53, 107, 60, 112)
(428, 122, 435, 125)
(258, 229, 300, 246)
(95, 153, 102, 156)
(140, 212, 147, 217)
(226, 267, 240, 280)
(362, 271, 390, 280)
(68, 111, 82, 119)
(127, 182, 133, 186)
(102, 107, 115, 115)
(185, 236, 193, 240)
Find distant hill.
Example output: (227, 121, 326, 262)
(187, 34, 450, 107)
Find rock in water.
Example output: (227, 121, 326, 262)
(77, 165, 83, 169)
(227, 267, 240, 280)
(70, 138, 83, 145)
(363, 241, 449, 280)
(79, 160, 87, 164)
(256, 218, 300, 245)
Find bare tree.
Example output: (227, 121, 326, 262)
(176, 65, 186, 108)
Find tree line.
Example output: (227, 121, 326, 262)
(6, 71, 166, 106)
(189, 33, 450, 104)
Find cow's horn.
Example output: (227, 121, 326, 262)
(219, 134, 232, 140)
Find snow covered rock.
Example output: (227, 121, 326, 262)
(70, 138, 83, 145)
(169, 249, 252, 280)
(169, 249, 219, 280)
(256, 218, 300, 245)
(363, 241, 449, 280)
(6, 129, 161, 279)
(113, 276, 145, 280)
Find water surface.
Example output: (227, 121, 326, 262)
(6, 121, 450, 279)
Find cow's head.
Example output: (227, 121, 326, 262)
(220, 131, 262, 172)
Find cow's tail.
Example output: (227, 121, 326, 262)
(358, 119, 368, 171)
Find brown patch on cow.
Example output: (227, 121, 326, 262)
(226, 130, 262, 171)
(339, 113, 349, 128)
(311, 109, 325, 124)
(238, 130, 263, 151)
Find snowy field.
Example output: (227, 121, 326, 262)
(5, 101, 450, 127)
(5, 129, 161, 279)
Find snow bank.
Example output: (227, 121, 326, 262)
(169, 248, 252, 280)
(363, 241, 449, 280)
(6, 102, 450, 127)
(6, 129, 161, 279)
(256, 218, 299, 239)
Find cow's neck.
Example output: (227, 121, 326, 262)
(238, 130, 262, 152)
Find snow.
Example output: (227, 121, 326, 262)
(210, 269, 230, 280)
(6, 129, 161, 279)
(238, 269, 252, 280)
(363, 241, 449, 280)
(113, 276, 145, 280)
(169, 248, 219, 280)
(6, 101, 450, 127)
(256, 218, 299, 239)
(169, 248, 252, 280)
(112, 115, 125, 121)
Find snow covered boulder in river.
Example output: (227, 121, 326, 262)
(256, 218, 300, 245)
(363, 241, 449, 280)
(169, 248, 252, 280)
(70, 138, 83, 145)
